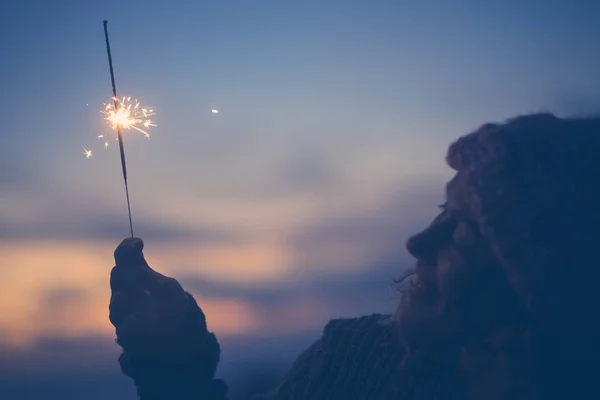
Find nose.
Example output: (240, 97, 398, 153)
(406, 218, 457, 262)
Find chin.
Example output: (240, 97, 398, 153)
(394, 272, 455, 352)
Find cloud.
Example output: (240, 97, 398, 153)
(40, 287, 89, 310)
(287, 175, 444, 272)
(0, 149, 341, 244)
(261, 151, 341, 197)
(182, 269, 398, 324)
(178, 174, 447, 321)
(0, 209, 246, 243)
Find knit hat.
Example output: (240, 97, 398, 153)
(446, 113, 600, 391)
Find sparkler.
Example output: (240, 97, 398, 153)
(103, 20, 136, 238)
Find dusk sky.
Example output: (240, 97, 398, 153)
(1, 0, 599, 398)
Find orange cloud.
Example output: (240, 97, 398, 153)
(148, 240, 294, 285)
(0, 239, 333, 348)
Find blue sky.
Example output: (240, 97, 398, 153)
(0, 0, 599, 398)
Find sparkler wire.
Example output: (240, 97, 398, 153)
(103, 20, 134, 238)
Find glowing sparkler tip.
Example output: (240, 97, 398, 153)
(90, 96, 156, 157)
(102, 96, 157, 137)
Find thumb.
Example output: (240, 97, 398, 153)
(111, 238, 148, 293)
(114, 237, 146, 267)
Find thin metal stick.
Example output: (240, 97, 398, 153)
(103, 20, 134, 238)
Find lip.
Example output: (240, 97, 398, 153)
(412, 262, 438, 300)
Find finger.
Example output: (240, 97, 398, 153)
(110, 264, 146, 293)
(110, 263, 186, 329)
(114, 312, 157, 353)
(109, 290, 132, 327)
(110, 284, 162, 331)
(145, 270, 185, 297)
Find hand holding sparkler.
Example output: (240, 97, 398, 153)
(109, 238, 225, 398)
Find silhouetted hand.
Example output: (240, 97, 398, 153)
(109, 238, 226, 399)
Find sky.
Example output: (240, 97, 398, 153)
(1, 0, 599, 398)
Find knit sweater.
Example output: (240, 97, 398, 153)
(252, 314, 464, 400)
(260, 314, 405, 399)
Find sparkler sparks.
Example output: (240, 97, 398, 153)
(82, 146, 93, 159)
(82, 96, 156, 158)
(103, 96, 156, 139)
